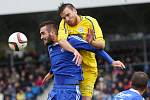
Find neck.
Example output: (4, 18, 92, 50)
(53, 37, 58, 44)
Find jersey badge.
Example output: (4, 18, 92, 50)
(78, 27, 84, 34)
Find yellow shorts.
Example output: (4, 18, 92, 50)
(79, 64, 98, 97)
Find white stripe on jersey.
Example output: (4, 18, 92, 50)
(69, 35, 87, 43)
(76, 85, 81, 100)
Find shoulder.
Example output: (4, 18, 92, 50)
(59, 19, 65, 25)
(83, 16, 97, 21)
(132, 96, 144, 100)
(114, 90, 133, 99)
(82, 16, 98, 27)
(115, 90, 144, 100)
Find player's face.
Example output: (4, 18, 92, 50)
(40, 26, 54, 45)
(60, 7, 78, 26)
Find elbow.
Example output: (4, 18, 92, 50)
(101, 42, 105, 49)
(94, 41, 105, 49)
(97, 43, 105, 49)
(58, 39, 66, 44)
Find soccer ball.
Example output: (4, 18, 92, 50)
(8, 32, 27, 51)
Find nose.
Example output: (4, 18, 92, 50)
(41, 35, 43, 40)
(65, 16, 69, 22)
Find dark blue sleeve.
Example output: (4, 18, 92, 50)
(68, 36, 97, 52)
(48, 46, 53, 74)
(67, 36, 114, 64)
(96, 50, 114, 64)
(49, 68, 53, 74)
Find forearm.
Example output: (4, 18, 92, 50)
(59, 39, 77, 53)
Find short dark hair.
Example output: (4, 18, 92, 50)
(39, 20, 58, 34)
(131, 71, 149, 90)
(58, 3, 76, 15)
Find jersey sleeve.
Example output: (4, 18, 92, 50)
(49, 67, 53, 74)
(88, 16, 105, 42)
(58, 19, 68, 41)
(68, 36, 96, 52)
(95, 50, 114, 64)
(68, 36, 113, 64)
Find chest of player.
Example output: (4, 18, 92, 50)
(66, 21, 94, 40)
(48, 45, 74, 66)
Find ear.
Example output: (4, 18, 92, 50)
(73, 9, 77, 14)
(46, 26, 51, 33)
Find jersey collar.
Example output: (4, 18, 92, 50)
(52, 43, 59, 46)
(48, 43, 59, 48)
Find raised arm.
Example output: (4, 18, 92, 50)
(85, 17, 105, 49)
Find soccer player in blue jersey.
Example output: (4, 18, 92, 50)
(39, 20, 125, 100)
(114, 71, 149, 100)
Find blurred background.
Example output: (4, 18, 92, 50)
(0, 0, 150, 100)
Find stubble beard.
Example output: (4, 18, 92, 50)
(45, 36, 54, 46)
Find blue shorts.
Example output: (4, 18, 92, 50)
(47, 85, 81, 100)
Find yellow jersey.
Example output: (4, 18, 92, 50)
(58, 16, 105, 69)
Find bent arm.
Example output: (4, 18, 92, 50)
(86, 17, 105, 49)
(58, 39, 78, 53)
(58, 20, 82, 66)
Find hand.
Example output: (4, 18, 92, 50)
(111, 60, 125, 69)
(72, 50, 83, 66)
(41, 73, 53, 86)
(86, 28, 95, 44)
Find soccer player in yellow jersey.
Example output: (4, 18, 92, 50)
(57, 3, 123, 100)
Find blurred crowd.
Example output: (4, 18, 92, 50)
(93, 46, 150, 100)
(0, 40, 150, 100)
(0, 50, 50, 100)
(93, 66, 150, 100)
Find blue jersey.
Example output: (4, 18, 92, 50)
(48, 35, 113, 85)
(48, 43, 83, 85)
(48, 85, 81, 100)
(114, 88, 144, 100)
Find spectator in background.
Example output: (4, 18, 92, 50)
(31, 82, 42, 98)
(16, 89, 25, 100)
(0, 50, 49, 100)
(114, 71, 149, 100)
(25, 86, 34, 100)
(35, 75, 43, 87)
(0, 90, 4, 100)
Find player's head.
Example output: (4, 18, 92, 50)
(39, 20, 58, 45)
(58, 3, 79, 26)
(131, 71, 149, 93)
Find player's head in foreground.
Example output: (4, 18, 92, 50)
(131, 71, 149, 95)
(58, 3, 80, 26)
(39, 20, 58, 46)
